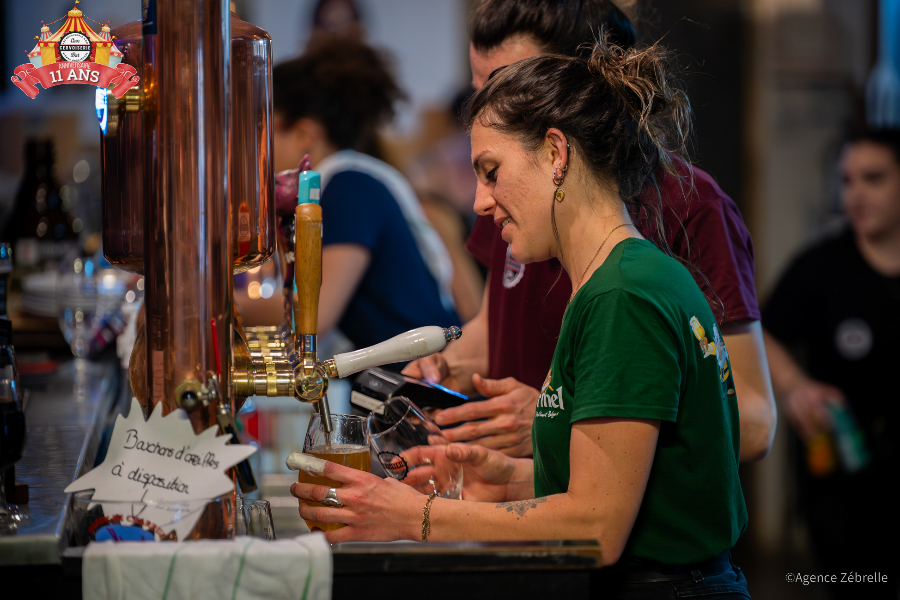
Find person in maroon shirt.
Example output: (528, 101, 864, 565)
(404, 0, 776, 462)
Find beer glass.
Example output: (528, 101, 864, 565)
(299, 413, 370, 532)
(56, 252, 97, 359)
(368, 397, 462, 499)
(235, 495, 275, 540)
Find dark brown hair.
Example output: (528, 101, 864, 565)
(273, 35, 404, 153)
(845, 129, 900, 166)
(464, 33, 693, 260)
(470, 0, 636, 58)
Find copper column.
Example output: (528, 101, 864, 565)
(143, 0, 231, 432)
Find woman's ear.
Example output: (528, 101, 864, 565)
(544, 128, 569, 172)
(291, 118, 319, 147)
(274, 117, 330, 171)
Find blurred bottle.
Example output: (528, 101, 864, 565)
(86, 268, 128, 360)
(829, 404, 870, 473)
(116, 275, 144, 369)
(0, 243, 26, 528)
(0, 243, 18, 386)
(805, 403, 870, 476)
(806, 432, 837, 477)
(0, 245, 11, 319)
(1, 140, 79, 281)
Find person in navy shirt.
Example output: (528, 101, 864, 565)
(273, 36, 459, 353)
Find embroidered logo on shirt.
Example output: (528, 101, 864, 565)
(690, 316, 735, 396)
(502, 245, 525, 289)
(541, 369, 552, 393)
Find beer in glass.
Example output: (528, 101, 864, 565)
(298, 413, 370, 531)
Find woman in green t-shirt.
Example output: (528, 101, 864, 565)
(291, 36, 749, 598)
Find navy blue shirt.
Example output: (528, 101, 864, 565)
(321, 170, 460, 351)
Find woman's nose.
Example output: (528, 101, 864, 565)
(473, 184, 495, 216)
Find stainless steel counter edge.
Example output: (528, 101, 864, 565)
(0, 359, 124, 566)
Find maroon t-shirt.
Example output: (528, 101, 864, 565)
(466, 164, 760, 390)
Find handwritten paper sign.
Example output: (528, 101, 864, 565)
(65, 398, 255, 539)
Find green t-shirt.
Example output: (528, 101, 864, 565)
(532, 238, 747, 566)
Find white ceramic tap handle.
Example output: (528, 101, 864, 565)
(331, 326, 461, 378)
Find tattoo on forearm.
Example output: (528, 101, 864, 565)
(495, 497, 547, 517)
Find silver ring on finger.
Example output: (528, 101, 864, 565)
(322, 487, 343, 508)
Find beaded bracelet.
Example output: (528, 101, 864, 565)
(421, 492, 438, 542)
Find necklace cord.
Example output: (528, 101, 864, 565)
(575, 222, 632, 292)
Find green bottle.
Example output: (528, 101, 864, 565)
(829, 404, 870, 473)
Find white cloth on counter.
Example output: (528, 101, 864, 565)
(83, 534, 331, 600)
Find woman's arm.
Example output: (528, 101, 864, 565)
(293, 417, 659, 566)
(419, 196, 485, 323)
(428, 418, 658, 564)
(720, 320, 777, 461)
(318, 243, 371, 335)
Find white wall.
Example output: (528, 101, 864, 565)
(245, 0, 469, 132)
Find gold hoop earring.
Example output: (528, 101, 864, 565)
(553, 164, 567, 201)
(553, 142, 570, 202)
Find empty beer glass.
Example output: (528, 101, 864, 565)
(368, 397, 462, 499)
(236, 495, 275, 540)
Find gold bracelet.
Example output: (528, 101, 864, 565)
(421, 492, 438, 543)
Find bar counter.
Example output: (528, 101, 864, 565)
(0, 358, 122, 567)
(0, 358, 602, 598)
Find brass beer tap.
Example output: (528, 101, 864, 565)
(291, 172, 333, 432)
(235, 171, 462, 432)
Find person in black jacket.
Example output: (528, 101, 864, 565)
(764, 129, 900, 599)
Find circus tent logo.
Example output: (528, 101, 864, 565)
(10, 4, 138, 99)
(59, 31, 93, 62)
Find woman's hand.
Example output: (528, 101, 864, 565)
(402, 352, 462, 392)
(782, 377, 845, 442)
(291, 460, 423, 544)
(764, 331, 844, 442)
(434, 376, 538, 458)
(447, 443, 522, 502)
(290, 443, 531, 543)
(402, 443, 530, 502)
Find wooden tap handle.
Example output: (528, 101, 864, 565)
(294, 203, 322, 336)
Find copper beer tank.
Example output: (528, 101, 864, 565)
(100, 15, 275, 275)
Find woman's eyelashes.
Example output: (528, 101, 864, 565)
(486, 166, 499, 183)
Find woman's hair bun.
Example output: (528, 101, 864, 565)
(584, 29, 692, 173)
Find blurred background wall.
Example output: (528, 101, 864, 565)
(3, 0, 874, 291)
